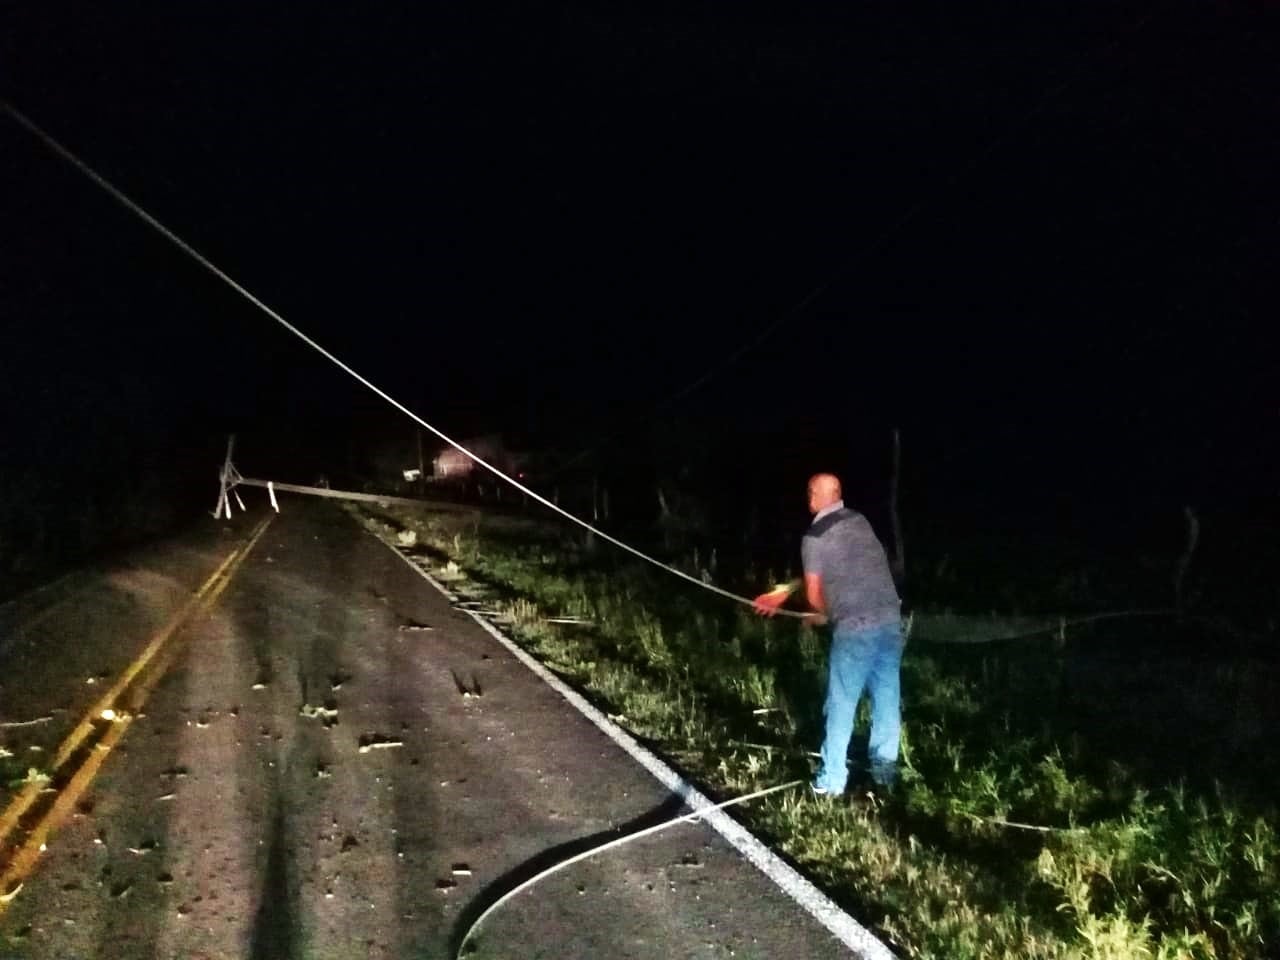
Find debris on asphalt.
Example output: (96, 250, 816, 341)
(434, 878, 457, 892)
(13, 767, 50, 787)
(0, 715, 53, 728)
(451, 864, 472, 876)
(451, 671, 483, 698)
(398, 620, 434, 632)
(300, 703, 340, 727)
(357, 736, 404, 753)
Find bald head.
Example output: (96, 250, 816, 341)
(807, 473, 843, 515)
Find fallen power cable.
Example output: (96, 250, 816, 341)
(1, 99, 807, 620)
(453, 779, 803, 958)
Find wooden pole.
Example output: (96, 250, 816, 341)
(889, 428, 905, 587)
(1175, 505, 1199, 620)
(416, 429, 426, 493)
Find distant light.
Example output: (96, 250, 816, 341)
(101, 709, 117, 721)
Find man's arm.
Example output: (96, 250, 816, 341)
(803, 573, 828, 624)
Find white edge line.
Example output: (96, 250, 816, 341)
(366, 523, 896, 960)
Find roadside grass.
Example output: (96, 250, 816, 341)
(359, 504, 1279, 959)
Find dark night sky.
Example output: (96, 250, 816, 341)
(3, 3, 1277, 539)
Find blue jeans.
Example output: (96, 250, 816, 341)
(814, 621, 905, 793)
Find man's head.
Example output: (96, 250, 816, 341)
(807, 473, 842, 515)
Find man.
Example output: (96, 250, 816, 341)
(754, 473, 904, 796)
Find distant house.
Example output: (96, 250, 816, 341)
(433, 434, 528, 480)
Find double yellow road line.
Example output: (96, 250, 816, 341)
(0, 514, 273, 912)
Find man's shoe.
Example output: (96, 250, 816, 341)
(810, 782, 841, 799)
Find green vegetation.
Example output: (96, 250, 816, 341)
(359, 504, 1279, 959)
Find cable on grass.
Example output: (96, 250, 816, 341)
(1, 99, 805, 619)
(961, 812, 1086, 835)
(452, 779, 803, 958)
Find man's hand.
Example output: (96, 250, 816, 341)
(751, 582, 797, 617)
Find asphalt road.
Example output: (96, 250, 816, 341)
(0, 502, 856, 959)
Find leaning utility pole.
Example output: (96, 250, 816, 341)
(889, 428, 905, 587)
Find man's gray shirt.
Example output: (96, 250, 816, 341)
(801, 506, 901, 631)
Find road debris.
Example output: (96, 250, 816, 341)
(11, 767, 50, 787)
(357, 736, 404, 753)
(398, 620, 434, 632)
(451, 864, 472, 877)
(435, 878, 457, 892)
(300, 703, 340, 727)
(0, 715, 53, 728)
(451, 671, 483, 698)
